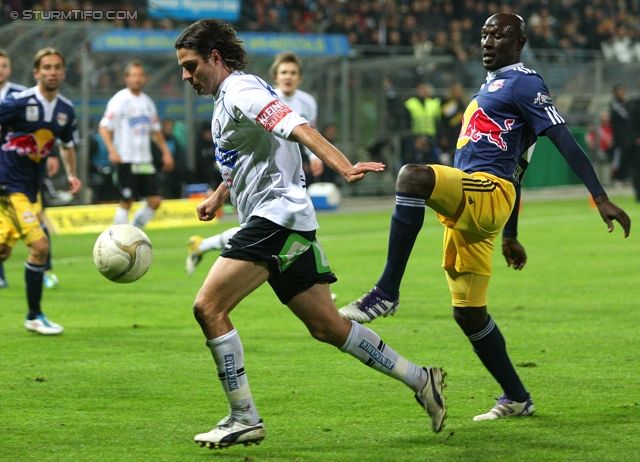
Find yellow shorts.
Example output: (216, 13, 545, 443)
(0, 192, 45, 248)
(34, 192, 43, 215)
(426, 165, 516, 306)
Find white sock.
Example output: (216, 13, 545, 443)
(114, 207, 129, 225)
(206, 329, 261, 425)
(130, 205, 155, 229)
(200, 227, 242, 252)
(340, 320, 426, 392)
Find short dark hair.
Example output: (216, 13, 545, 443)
(175, 19, 248, 71)
(33, 47, 65, 70)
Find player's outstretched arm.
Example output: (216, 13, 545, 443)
(593, 194, 631, 238)
(290, 124, 385, 183)
(545, 125, 631, 238)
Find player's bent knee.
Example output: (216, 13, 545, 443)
(28, 238, 49, 262)
(305, 317, 350, 347)
(453, 306, 488, 334)
(397, 164, 435, 197)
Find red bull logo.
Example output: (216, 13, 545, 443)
(457, 101, 514, 151)
(2, 128, 55, 162)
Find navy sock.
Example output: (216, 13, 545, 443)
(42, 224, 52, 272)
(376, 192, 425, 300)
(25, 262, 45, 320)
(0, 262, 5, 280)
(468, 316, 528, 402)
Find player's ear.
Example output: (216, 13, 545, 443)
(517, 36, 527, 51)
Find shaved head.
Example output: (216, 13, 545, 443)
(481, 12, 527, 71)
(485, 13, 526, 39)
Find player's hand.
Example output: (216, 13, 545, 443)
(344, 162, 386, 183)
(594, 194, 631, 238)
(47, 156, 60, 177)
(502, 236, 527, 270)
(108, 149, 121, 164)
(310, 158, 324, 177)
(67, 176, 82, 195)
(196, 194, 222, 222)
(161, 151, 175, 172)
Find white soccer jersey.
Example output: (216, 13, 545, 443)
(99, 88, 161, 163)
(274, 88, 317, 129)
(275, 88, 318, 161)
(212, 71, 317, 231)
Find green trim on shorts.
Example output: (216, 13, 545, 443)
(311, 238, 331, 274)
(279, 233, 313, 272)
(278, 233, 332, 274)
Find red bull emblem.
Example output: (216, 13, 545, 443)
(457, 102, 514, 151)
(2, 128, 55, 162)
(488, 79, 505, 92)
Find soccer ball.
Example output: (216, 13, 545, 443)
(93, 224, 153, 283)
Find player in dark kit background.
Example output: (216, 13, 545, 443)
(339, 13, 631, 421)
(0, 47, 81, 335)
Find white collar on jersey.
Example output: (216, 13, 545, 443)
(485, 62, 524, 83)
(34, 85, 59, 123)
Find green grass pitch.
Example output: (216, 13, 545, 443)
(1, 195, 639, 461)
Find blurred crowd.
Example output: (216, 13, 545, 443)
(2, 0, 640, 62)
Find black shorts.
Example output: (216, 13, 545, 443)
(116, 163, 161, 201)
(220, 217, 337, 304)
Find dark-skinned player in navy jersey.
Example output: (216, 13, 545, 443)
(340, 12, 631, 421)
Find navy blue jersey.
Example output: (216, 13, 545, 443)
(0, 86, 78, 202)
(455, 63, 565, 185)
(0, 81, 27, 102)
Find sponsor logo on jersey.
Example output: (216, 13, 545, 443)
(2, 128, 56, 162)
(26, 105, 39, 121)
(256, 100, 292, 132)
(56, 112, 68, 126)
(457, 100, 514, 151)
(533, 92, 553, 105)
(128, 115, 150, 127)
(358, 338, 395, 371)
(22, 210, 36, 224)
(488, 79, 505, 92)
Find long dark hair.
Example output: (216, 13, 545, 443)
(175, 19, 248, 71)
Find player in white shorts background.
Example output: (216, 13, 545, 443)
(98, 60, 174, 229)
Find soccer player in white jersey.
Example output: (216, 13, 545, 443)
(185, 52, 325, 276)
(271, 51, 324, 181)
(175, 19, 446, 450)
(98, 61, 174, 229)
